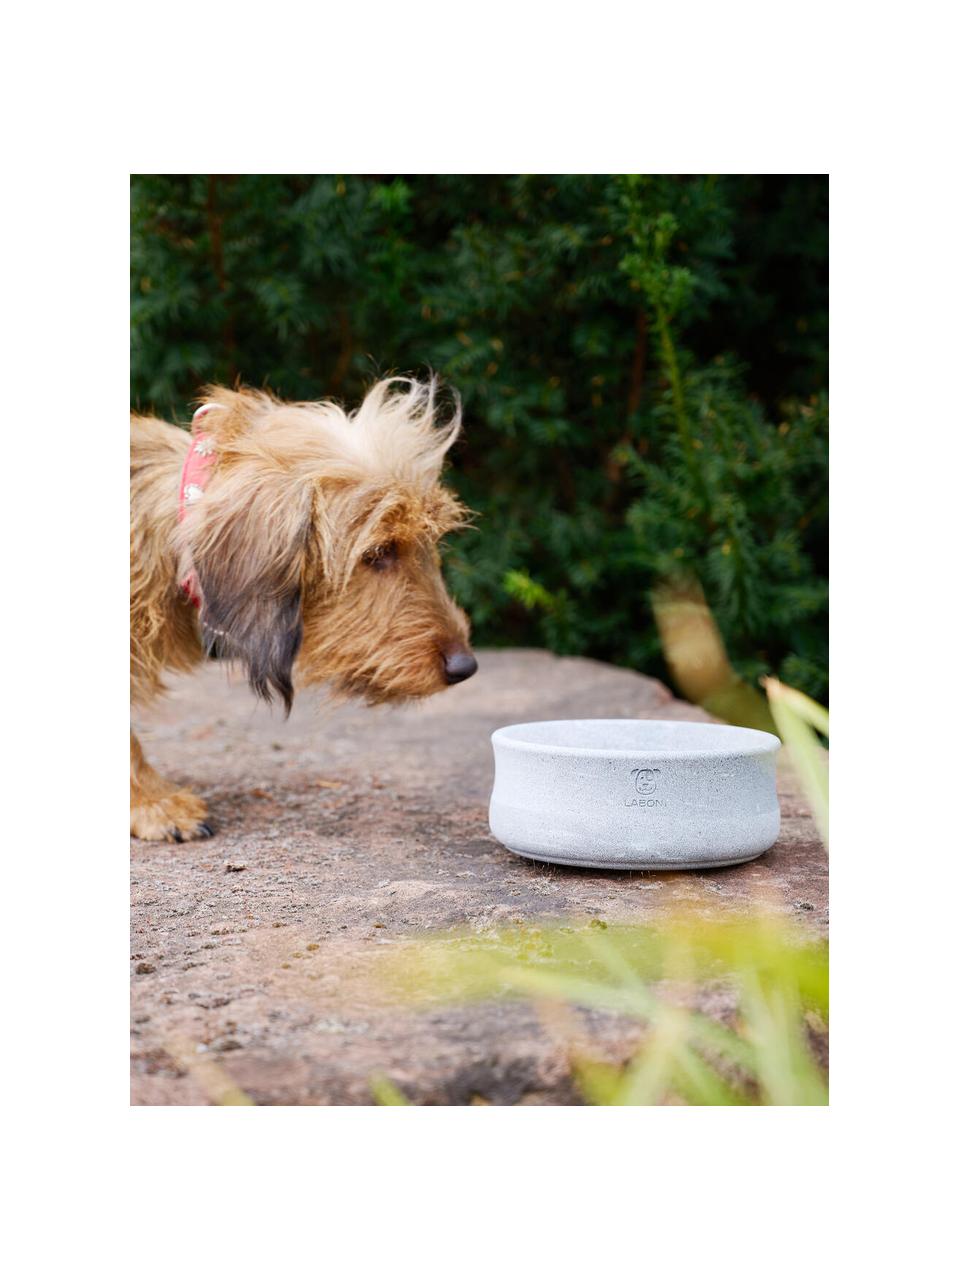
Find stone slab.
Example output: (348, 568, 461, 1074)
(131, 649, 827, 1105)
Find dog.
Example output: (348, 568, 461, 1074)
(131, 377, 477, 841)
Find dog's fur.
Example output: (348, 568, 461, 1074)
(131, 377, 475, 841)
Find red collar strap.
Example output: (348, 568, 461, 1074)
(178, 403, 222, 607)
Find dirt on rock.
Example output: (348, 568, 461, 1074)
(131, 649, 827, 1105)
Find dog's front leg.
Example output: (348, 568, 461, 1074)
(130, 732, 212, 842)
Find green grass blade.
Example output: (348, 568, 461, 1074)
(765, 677, 829, 846)
(369, 1075, 410, 1106)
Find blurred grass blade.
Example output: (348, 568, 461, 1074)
(573, 1058, 630, 1106)
(740, 976, 828, 1105)
(764, 676, 829, 847)
(652, 576, 777, 732)
(369, 1075, 410, 1106)
(218, 1087, 255, 1106)
(766, 679, 829, 738)
(613, 1009, 689, 1105)
(165, 1037, 256, 1105)
(671, 1043, 748, 1105)
(374, 913, 827, 1107)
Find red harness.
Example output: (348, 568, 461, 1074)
(177, 403, 222, 607)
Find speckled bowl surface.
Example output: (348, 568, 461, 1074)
(489, 719, 781, 870)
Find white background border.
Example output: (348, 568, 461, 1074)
(3, 0, 956, 1273)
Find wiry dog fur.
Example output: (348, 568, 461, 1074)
(131, 378, 475, 841)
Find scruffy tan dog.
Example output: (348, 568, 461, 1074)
(131, 377, 477, 842)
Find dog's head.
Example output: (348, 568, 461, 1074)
(179, 378, 476, 710)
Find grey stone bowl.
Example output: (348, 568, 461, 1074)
(489, 719, 781, 871)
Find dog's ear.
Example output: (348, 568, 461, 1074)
(189, 474, 313, 715)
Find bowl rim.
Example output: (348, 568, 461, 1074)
(491, 718, 781, 760)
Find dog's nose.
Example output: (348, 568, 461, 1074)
(442, 645, 478, 685)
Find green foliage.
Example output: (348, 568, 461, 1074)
(376, 912, 828, 1106)
(131, 175, 827, 697)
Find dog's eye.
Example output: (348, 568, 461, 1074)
(362, 541, 399, 572)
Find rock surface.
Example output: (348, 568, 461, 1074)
(131, 649, 827, 1105)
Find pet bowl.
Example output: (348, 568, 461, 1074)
(489, 719, 781, 870)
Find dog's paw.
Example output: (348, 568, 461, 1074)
(131, 789, 214, 843)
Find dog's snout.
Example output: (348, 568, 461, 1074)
(442, 645, 478, 685)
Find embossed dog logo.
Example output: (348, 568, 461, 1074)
(631, 767, 660, 796)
